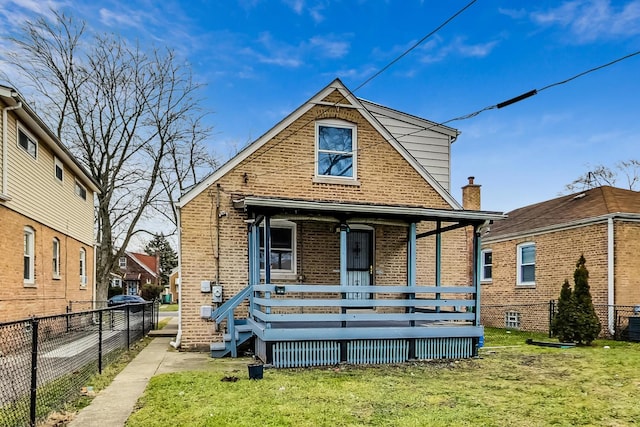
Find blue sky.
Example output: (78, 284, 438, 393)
(1, 0, 639, 213)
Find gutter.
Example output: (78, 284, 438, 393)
(607, 217, 615, 334)
(2, 92, 22, 199)
(170, 204, 182, 349)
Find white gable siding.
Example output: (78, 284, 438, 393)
(3, 111, 94, 245)
(366, 109, 453, 192)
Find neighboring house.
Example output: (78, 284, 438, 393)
(481, 186, 640, 334)
(168, 267, 179, 303)
(0, 86, 99, 322)
(117, 252, 159, 296)
(177, 79, 502, 367)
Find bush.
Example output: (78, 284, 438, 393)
(552, 255, 601, 345)
(141, 283, 164, 301)
(108, 286, 124, 299)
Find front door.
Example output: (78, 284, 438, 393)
(346, 229, 373, 299)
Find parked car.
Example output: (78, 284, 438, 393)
(108, 295, 147, 311)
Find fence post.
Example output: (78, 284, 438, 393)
(30, 318, 39, 427)
(98, 310, 103, 374)
(142, 304, 146, 335)
(66, 305, 71, 333)
(126, 305, 131, 350)
(548, 300, 555, 338)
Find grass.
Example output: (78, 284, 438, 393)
(159, 303, 179, 312)
(128, 338, 640, 427)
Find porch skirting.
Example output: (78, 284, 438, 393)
(257, 337, 477, 368)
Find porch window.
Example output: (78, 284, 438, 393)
(480, 249, 492, 282)
(316, 120, 356, 180)
(259, 221, 296, 274)
(517, 243, 535, 285)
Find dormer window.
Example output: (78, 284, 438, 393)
(315, 120, 357, 181)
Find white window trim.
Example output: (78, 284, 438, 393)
(119, 256, 127, 268)
(17, 123, 38, 160)
(480, 249, 492, 282)
(75, 180, 87, 200)
(53, 237, 60, 279)
(80, 247, 87, 287)
(314, 119, 358, 184)
(516, 242, 536, 286)
(24, 226, 35, 286)
(260, 220, 297, 279)
(54, 157, 64, 183)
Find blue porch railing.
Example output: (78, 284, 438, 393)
(210, 285, 252, 357)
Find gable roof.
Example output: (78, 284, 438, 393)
(0, 85, 100, 193)
(485, 186, 640, 241)
(127, 252, 159, 277)
(178, 78, 462, 209)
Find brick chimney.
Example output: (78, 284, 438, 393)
(462, 176, 481, 210)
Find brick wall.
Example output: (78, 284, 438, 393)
(179, 91, 467, 349)
(614, 220, 640, 306)
(0, 206, 94, 323)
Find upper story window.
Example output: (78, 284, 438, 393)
(24, 226, 35, 285)
(75, 181, 87, 200)
(17, 126, 38, 159)
(52, 238, 60, 279)
(79, 247, 87, 287)
(119, 256, 127, 268)
(316, 120, 357, 180)
(481, 249, 492, 282)
(259, 220, 296, 275)
(54, 157, 64, 182)
(517, 242, 536, 285)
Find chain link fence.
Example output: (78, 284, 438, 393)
(481, 302, 640, 347)
(0, 301, 159, 427)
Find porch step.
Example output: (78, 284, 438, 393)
(210, 318, 254, 358)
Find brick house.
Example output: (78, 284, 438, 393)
(177, 79, 503, 366)
(0, 86, 99, 322)
(480, 186, 640, 334)
(117, 252, 160, 296)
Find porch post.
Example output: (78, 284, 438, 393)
(340, 224, 348, 318)
(473, 223, 481, 326)
(408, 222, 417, 327)
(435, 220, 442, 313)
(264, 216, 271, 285)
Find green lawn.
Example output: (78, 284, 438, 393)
(128, 336, 640, 427)
(159, 303, 179, 312)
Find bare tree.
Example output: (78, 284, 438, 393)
(565, 160, 640, 193)
(6, 12, 215, 300)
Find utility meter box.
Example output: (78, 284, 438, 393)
(200, 280, 211, 293)
(211, 285, 223, 303)
(200, 305, 212, 318)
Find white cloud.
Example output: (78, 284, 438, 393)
(419, 36, 499, 64)
(308, 35, 349, 58)
(498, 8, 527, 19)
(530, 0, 640, 42)
(283, 0, 305, 14)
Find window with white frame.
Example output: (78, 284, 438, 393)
(517, 242, 536, 285)
(54, 157, 64, 182)
(259, 221, 296, 274)
(505, 311, 521, 329)
(75, 181, 87, 200)
(79, 248, 87, 286)
(52, 238, 60, 279)
(119, 256, 127, 268)
(481, 249, 492, 282)
(17, 126, 38, 159)
(316, 120, 356, 179)
(24, 227, 35, 285)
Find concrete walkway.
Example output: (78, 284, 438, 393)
(68, 316, 216, 427)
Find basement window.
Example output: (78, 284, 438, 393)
(505, 311, 521, 329)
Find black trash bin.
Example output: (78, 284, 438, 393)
(248, 364, 263, 380)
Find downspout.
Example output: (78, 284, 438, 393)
(170, 205, 183, 349)
(2, 96, 22, 198)
(607, 216, 615, 334)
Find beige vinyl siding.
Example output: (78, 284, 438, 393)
(4, 111, 94, 245)
(363, 105, 453, 192)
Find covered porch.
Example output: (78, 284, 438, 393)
(212, 196, 503, 367)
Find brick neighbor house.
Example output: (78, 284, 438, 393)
(117, 252, 160, 296)
(0, 86, 99, 322)
(177, 79, 503, 366)
(480, 185, 640, 335)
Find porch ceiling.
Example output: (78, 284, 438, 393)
(233, 196, 504, 224)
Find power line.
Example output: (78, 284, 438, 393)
(353, 0, 478, 93)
